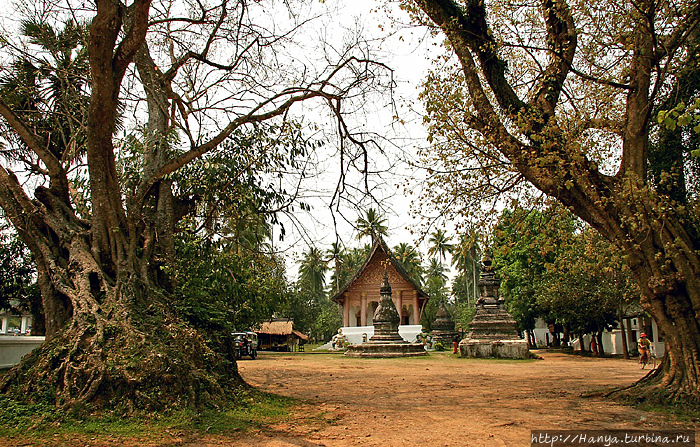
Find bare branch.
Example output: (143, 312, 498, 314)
(0, 97, 68, 190)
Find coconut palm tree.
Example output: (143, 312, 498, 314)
(355, 208, 388, 242)
(426, 258, 449, 285)
(427, 229, 454, 264)
(298, 246, 328, 299)
(452, 232, 481, 303)
(225, 211, 273, 256)
(0, 19, 89, 168)
(326, 242, 344, 294)
(393, 242, 425, 286)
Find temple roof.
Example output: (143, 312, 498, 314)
(331, 236, 429, 303)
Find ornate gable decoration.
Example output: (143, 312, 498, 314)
(332, 237, 428, 302)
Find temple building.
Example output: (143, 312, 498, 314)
(331, 237, 429, 343)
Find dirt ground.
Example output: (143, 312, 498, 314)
(5, 350, 696, 447)
(195, 350, 697, 447)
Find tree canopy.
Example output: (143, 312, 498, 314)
(0, 0, 393, 413)
(408, 0, 700, 403)
(492, 203, 637, 352)
(0, 222, 42, 333)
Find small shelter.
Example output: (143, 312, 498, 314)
(256, 320, 309, 352)
(332, 237, 429, 328)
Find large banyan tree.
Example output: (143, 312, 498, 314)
(0, 0, 388, 412)
(408, 0, 700, 403)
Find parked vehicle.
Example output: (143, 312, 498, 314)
(232, 331, 257, 359)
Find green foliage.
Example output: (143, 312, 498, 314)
(355, 208, 388, 241)
(427, 229, 454, 263)
(0, 395, 57, 432)
(170, 231, 287, 336)
(426, 258, 448, 283)
(433, 342, 445, 351)
(649, 33, 700, 209)
(174, 122, 318, 239)
(657, 101, 700, 134)
(536, 229, 634, 338)
(0, 227, 37, 311)
(492, 203, 636, 340)
(280, 286, 341, 344)
(298, 247, 328, 299)
(282, 245, 341, 342)
(421, 275, 448, 331)
(492, 204, 574, 333)
(451, 232, 481, 304)
(451, 272, 471, 304)
(326, 242, 345, 294)
(453, 301, 476, 330)
(329, 245, 371, 293)
(0, 223, 42, 331)
(0, 19, 89, 166)
(154, 122, 322, 344)
(393, 242, 425, 286)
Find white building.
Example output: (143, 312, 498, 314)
(0, 309, 43, 369)
(531, 314, 665, 357)
(0, 310, 33, 335)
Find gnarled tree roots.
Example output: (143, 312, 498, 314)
(0, 313, 243, 415)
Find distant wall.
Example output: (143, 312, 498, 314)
(342, 324, 423, 345)
(0, 336, 45, 369)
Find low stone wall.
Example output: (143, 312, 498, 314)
(0, 336, 45, 369)
(459, 338, 529, 359)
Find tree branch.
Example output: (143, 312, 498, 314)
(415, 0, 526, 115)
(532, 0, 578, 116)
(114, 0, 153, 77)
(0, 98, 67, 185)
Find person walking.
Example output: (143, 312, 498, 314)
(638, 333, 652, 369)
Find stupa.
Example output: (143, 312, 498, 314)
(345, 270, 427, 358)
(459, 252, 529, 359)
(430, 300, 459, 347)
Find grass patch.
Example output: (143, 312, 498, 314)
(0, 388, 296, 445)
(634, 401, 700, 422)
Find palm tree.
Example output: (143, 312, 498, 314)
(326, 242, 344, 293)
(452, 232, 481, 303)
(330, 246, 370, 293)
(393, 242, 425, 286)
(355, 208, 388, 242)
(427, 229, 454, 264)
(0, 20, 89, 167)
(298, 247, 328, 299)
(225, 211, 272, 256)
(426, 258, 449, 285)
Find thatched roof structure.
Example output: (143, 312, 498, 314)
(257, 320, 309, 340)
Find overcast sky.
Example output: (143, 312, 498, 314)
(274, 0, 443, 273)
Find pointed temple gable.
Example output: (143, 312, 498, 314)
(331, 237, 429, 328)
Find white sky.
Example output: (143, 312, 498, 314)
(273, 0, 447, 276)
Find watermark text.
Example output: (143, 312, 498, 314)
(531, 430, 695, 447)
